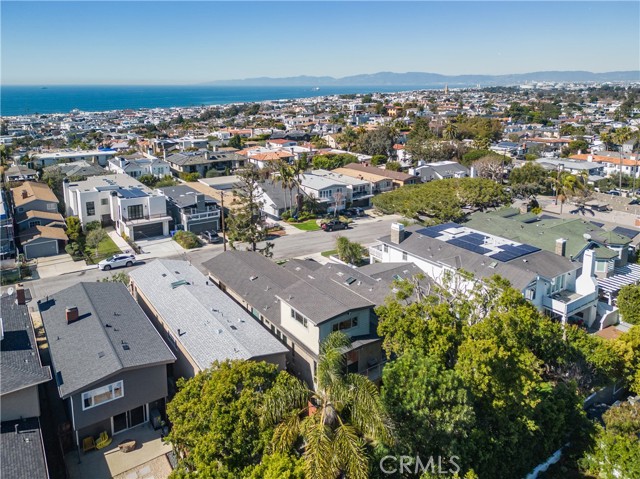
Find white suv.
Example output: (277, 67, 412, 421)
(98, 254, 136, 271)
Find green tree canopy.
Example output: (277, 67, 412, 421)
(508, 162, 550, 198)
(617, 284, 640, 325)
(311, 153, 358, 170)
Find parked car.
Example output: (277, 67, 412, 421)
(98, 254, 136, 271)
(200, 231, 224, 244)
(607, 190, 622, 196)
(321, 220, 348, 232)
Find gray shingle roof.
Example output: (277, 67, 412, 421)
(158, 185, 217, 209)
(1, 294, 51, 396)
(1, 418, 48, 479)
(128, 260, 286, 370)
(39, 283, 175, 398)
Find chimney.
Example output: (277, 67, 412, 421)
(21, 190, 28, 199)
(212, 144, 218, 152)
(16, 284, 25, 305)
(391, 222, 405, 245)
(204, 151, 210, 160)
(65, 306, 79, 324)
(195, 193, 205, 212)
(555, 238, 567, 257)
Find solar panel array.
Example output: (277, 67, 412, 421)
(612, 226, 640, 240)
(447, 237, 492, 255)
(416, 222, 461, 238)
(489, 243, 540, 262)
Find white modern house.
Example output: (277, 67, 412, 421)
(298, 174, 347, 214)
(369, 223, 600, 329)
(31, 149, 116, 168)
(63, 174, 171, 240)
(310, 169, 373, 207)
(107, 154, 171, 179)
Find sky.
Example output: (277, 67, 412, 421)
(2, 1, 639, 85)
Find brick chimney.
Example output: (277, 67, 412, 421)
(65, 306, 79, 324)
(391, 222, 405, 245)
(15, 284, 25, 305)
(21, 189, 28, 199)
(555, 238, 567, 257)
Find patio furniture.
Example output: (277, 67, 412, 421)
(82, 436, 96, 453)
(95, 431, 112, 450)
(118, 439, 137, 453)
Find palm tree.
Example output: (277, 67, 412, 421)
(262, 332, 394, 479)
(612, 127, 633, 191)
(443, 122, 458, 141)
(271, 160, 295, 214)
(552, 171, 586, 214)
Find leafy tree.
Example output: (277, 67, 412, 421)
(405, 117, 435, 163)
(370, 155, 387, 166)
(310, 135, 328, 149)
(471, 154, 509, 182)
(64, 216, 82, 243)
(355, 126, 396, 157)
(508, 162, 550, 198)
(180, 172, 201, 182)
(311, 153, 357, 170)
(580, 400, 640, 478)
(262, 332, 394, 479)
(243, 453, 305, 479)
(167, 360, 285, 477)
(156, 175, 177, 187)
(617, 284, 640, 325)
(86, 227, 107, 253)
(384, 161, 401, 172)
(338, 126, 358, 151)
(99, 272, 130, 286)
(226, 167, 273, 256)
(85, 220, 101, 232)
(173, 230, 200, 249)
(613, 325, 640, 394)
(562, 139, 589, 156)
(138, 174, 158, 187)
(460, 149, 493, 168)
(229, 134, 244, 149)
(335, 236, 365, 265)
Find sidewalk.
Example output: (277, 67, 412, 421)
(106, 227, 132, 253)
(35, 254, 96, 279)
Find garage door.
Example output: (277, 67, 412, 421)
(24, 240, 58, 259)
(133, 222, 164, 240)
(188, 220, 217, 235)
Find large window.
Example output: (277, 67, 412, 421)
(290, 308, 308, 328)
(86, 201, 95, 216)
(128, 204, 144, 220)
(332, 317, 358, 332)
(82, 380, 124, 410)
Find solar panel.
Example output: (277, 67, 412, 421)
(613, 226, 640, 240)
(491, 251, 518, 262)
(590, 221, 605, 228)
(463, 233, 486, 245)
(447, 238, 492, 255)
(416, 222, 463, 238)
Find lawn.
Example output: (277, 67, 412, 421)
(291, 219, 321, 231)
(85, 236, 121, 264)
(321, 249, 337, 258)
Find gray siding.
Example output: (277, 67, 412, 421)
(23, 238, 59, 259)
(70, 365, 168, 431)
(0, 386, 41, 421)
(15, 200, 58, 215)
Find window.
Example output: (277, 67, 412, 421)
(290, 308, 308, 328)
(127, 204, 144, 220)
(86, 201, 95, 216)
(402, 251, 408, 261)
(28, 220, 41, 228)
(332, 317, 358, 332)
(101, 198, 109, 206)
(46, 203, 57, 211)
(81, 380, 124, 410)
(595, 261, 606, 273)
(383, 244, 388, 253)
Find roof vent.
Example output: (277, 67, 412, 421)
(250, 276, 258, 281)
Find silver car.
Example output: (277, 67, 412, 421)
(98, 254, 136, 271)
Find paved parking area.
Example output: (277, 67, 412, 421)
(35, 254, 95, 279)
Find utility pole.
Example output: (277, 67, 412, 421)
(220, 191, 227, 252)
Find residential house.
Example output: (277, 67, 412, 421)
(39, 282, 176, 446)
(0, 190, 15, 259)
(534, 158, 605, 182)
(340, 163, 419, 188)
(257, 181, 292, 219)
(107, 154, 171, 179)
(1, 289, 52, 479)
(11, 182, 68, 259)
(4, 164, 37, 182)
(310, 169, 373, 207)
(204, 252, 393, 388)
(298, 174, 347, 214)
(332, 167, 394, 194)
(247, 150, 295, 169)
(63, 174, 171, 240)
(43, 161, 107, 180)
(158, 185, 220, 233)
(409, 161, 470, 182)
(490, 141, 523, 157)
(165, 151, 245, 177)
(31, 149, 116, 168)
(571, 152, 640, 179)
(369, 222, 599, 329)
(129, 260, 288, 379)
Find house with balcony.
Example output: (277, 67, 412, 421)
(38, 282, 175, 447)
(157, 185, 220, 233)
(310, 169, 373, 207)
(332, 167, 394, 194)
(204, 252, 395, 388)
(369, 222, 599, 329)
(165, 150, 245, 177)
(1, 289, 52, 479)
(63, 174, 171, 240)
(298, 174, 348, 214)
(129, 259, 288, 379)
(339, 163, 419, 188)
(0, 190, 15, 259)
(107, 154, 171, 179)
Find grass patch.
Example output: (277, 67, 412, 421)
(85, 236, 121, 264)
(321, 249, 337, 258)
(291, 219, 321, 231)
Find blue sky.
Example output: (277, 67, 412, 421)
(2, 1, 638, 85)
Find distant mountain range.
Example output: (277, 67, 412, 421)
(204, 71, 640, 87)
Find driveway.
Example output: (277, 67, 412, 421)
(35, 254, 95, 279)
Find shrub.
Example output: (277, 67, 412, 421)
(280, 210, 292, 221)
(173, 230, 200, 249)
(180, 172, 201, 182)
(85, 220, 101, 232)
(617, 284, 640, 325)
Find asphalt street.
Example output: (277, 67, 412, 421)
(20, 216, 399, 302)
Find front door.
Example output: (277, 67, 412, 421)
(113, 405, 148, 434)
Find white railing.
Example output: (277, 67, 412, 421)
(184, 210, 220, 221)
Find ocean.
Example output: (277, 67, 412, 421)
(0, 85, 435, 116)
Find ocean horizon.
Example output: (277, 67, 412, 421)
(0, 84, 443, 117)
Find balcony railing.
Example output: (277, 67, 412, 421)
(362, 360, 387, 381)
(122, 213, 171, 224)
(369, 245, 384, 261)
(542, 290, 598, 316)
(183, 210, 220, 221)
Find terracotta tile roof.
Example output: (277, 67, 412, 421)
(571, 154, 640, 167)
(251, 151, 294, 162)
(11, 182, 58, 207)
(342, 162, 416, 182)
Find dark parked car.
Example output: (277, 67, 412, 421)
(321, 220, 348, 232)
(200, 231, 224, 244)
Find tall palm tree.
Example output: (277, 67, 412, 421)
(612, 127, 633, 191)
(271, 160, 295, 214)
(443, 122, 458, 141)
(262, 332, 394, 479)
(552, 171, 586, 214)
